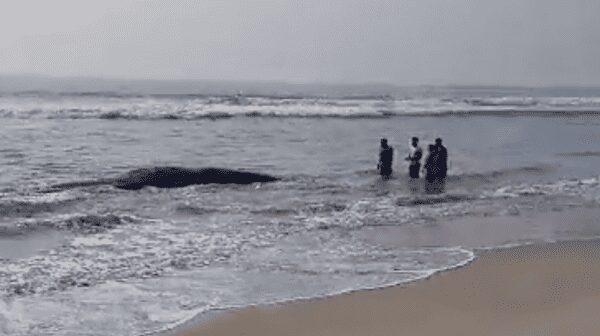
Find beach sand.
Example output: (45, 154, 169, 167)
(177, 240, 600, 336)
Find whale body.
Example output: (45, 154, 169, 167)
(47, 167, 279, 192)
(112, 167, 279, 190)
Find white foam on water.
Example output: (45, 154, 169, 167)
(487, 176, 600, 199)
(0, 204, 479, 336)
(1, 161, 600, 335)
(2, 94, 600, 120)
(150, 246, 476, 336)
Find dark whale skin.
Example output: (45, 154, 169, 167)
(46, 167, 279, 192)
(112, 167, 279, 190)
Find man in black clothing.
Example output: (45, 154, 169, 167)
(377, 138, 393, 179)
(434, 138, 448, 179)
(423, 144, 439, 183)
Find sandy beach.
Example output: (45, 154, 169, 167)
(177, 240, 600, 336)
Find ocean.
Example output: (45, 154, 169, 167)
(1, 87, 600, 335)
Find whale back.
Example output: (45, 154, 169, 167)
(46, 167, 279, 192)
(113, 167, 278, 190)
(202, 168, 280, 184)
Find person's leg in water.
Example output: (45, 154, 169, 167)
(423, 144, 437, 182)
(380, 166, 392, 180)
(407, 176, 420, 193)
(435, 176, 446, 193)
(409, 163, 420, 179)
(423, 144, 439, 193)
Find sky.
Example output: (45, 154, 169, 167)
(0, 0, 599, 86)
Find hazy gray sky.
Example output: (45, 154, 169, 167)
(1, 0, 599, 85)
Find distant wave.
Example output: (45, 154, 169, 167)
(465, 97, 539, 107)
(556, 151, 600, 157)
(0, 90, 396, 100)
(1, 94, 600, 120)
(2, 108, 600, 120)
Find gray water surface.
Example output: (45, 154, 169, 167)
(1, 100, 600, 335)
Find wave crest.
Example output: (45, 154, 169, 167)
(2, 94, 600, 120)
(0, 213, 139, 237)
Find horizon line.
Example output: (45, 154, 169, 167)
(1, 72, 600, 90)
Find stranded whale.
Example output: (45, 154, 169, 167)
(47, 167, 279, 191)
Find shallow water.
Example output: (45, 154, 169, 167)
(1, 91, 600, 335)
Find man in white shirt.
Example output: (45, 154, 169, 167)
(406, 137, 423, 178)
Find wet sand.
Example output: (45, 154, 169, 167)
(176, 239, 600, 336)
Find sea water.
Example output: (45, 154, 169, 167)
(1, 87, 600, 335)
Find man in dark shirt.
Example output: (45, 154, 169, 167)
(377, 138, 394, 179)
(435, 138, 448, 179)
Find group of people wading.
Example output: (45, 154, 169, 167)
(377, 137, 448, 192)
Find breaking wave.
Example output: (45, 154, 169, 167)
(0, 213, 139, 237)
(0, 192, 81, 218)
(1, 94, 600, 120)
(556, 151, 600, 157)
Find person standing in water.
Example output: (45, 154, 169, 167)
(435, 138, 448, 179)
(423, 144, 439, 183)
(405, 137, 423, 178)
(423, 144, 441, 193)
(377, 138, 394, 179)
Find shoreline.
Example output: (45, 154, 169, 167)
(171, 238, 600, 336)
(156, 245, 477, 336)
